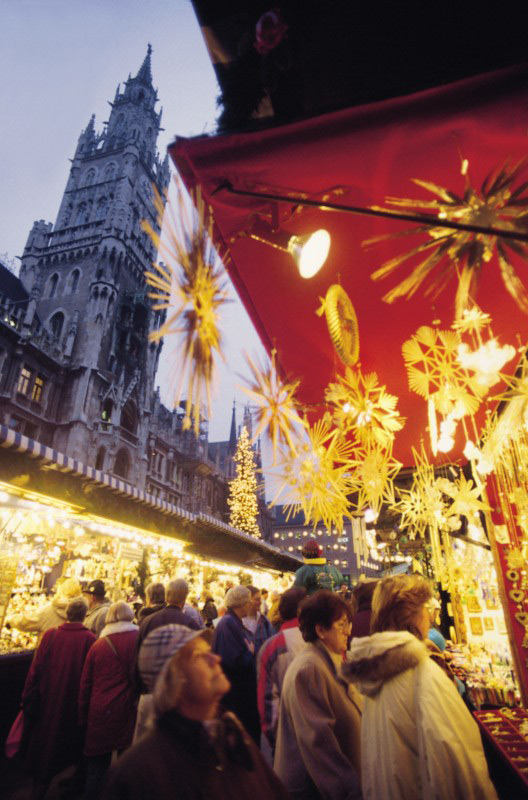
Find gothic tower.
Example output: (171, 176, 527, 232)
(17, 45, 171, 485)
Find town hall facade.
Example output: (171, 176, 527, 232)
(0, 47, 271, 538)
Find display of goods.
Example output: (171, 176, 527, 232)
(475, 709, 528, 788)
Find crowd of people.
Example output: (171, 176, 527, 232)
(5, 538, 500, 800)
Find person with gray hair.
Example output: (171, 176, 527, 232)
(135, 579, 199, 702)
(19, 598, 95, 799)
(138, 582, 166, 623)
(101, 624, 288, 800)
(212, 585, 260, 744)
(138, 579, 200, 648)
(79, 601, 139, 799)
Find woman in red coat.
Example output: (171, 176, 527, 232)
(79, 600, 139, 799)
(22, 597, 95, 800)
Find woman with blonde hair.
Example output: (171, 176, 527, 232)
(344, 575, 497, 800)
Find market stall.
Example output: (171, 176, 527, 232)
(166, 63, 528, 711)
(0, 477, 291, 655)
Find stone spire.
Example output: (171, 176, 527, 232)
(135, 43, 153, 86)
(228, 401, 237, 454)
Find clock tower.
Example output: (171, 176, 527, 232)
(16, 45, 171, 485)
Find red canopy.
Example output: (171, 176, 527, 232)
(170, 64, 528, 466)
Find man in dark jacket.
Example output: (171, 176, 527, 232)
(212, 585, 260, 744)
(138, 579, 199, 645)
(293, 540, 344, 595)
(102, 624, 287, 800)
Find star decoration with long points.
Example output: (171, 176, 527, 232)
(143, 179, 229, 434)
(239, 349, 307, 461)
(366, 159, 528, 319)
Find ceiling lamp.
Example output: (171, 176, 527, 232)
(248, 217, 330, 279)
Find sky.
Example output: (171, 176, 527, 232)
(0, 0, 268, 442)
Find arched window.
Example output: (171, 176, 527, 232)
(114, 448, 129, 479)
(104, 163, 116, 180)
(75, 203, 88, 225)
(95, 197, 108, 220)
(49, 311, 65, 338)
(84, 168, 96, 186)
(120, 400, 137, 434)
(48, 273, 59, 299)
(68, 269, 80, 294)
(95, 447, 105, 471)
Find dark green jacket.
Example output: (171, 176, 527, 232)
(294, 558, 344, 595)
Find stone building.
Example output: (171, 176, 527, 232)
(0, 47, 235, 523)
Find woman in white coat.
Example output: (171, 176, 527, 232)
(344, 575, 497, 800)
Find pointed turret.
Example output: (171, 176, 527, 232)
(228, 401, 237, 454)
(243, 404, 253, 439)
(84, 113, 96, 137)
(135, 43, 153, 86)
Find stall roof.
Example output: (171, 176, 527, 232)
(0, 426, 301, 574)
(171, 63, 528, 467)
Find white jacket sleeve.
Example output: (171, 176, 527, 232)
(416, 659, 498, 800)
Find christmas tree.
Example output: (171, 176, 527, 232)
(228, 426, 261, 537)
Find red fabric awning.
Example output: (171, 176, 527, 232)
(170, 64, 528, 466)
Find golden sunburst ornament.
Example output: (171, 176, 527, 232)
(325, 367, 405, 448)
(268, 419, 355, 532)
(143, 179, 229, 434)
(391, 445, 445, 538)
(239, 349, 307, 461)
(366, 159, 528, 319)
(347, 441, 402, 517)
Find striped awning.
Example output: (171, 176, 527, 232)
(0, 424, 301, 564)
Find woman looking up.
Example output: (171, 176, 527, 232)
(101, 624, 288, 800)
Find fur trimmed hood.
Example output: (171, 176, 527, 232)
(342, 631, 429, 697)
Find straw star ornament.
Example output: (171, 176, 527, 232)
(269, 419, 355, 532)
(240, 349, 307, 461)
(143, 179, 229, 434)
(325, 367, 405, 448)
(367, 159, 528, 319)
(347, 441, 402, 517)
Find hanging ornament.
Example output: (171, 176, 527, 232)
(366, 158, 528, 319)
(496, 354, 528, 418)
(391, 445, 449, 539)
(403, 325, 487, 416)
(457, 339, 515, 388)
(325, 367, 405, 448)
(143, 179, 229, 434)
(439, 471, 491, 518)
(268, 419, 355, 532)
(347, 440, 402, 517)
(317, 284, 359, 366)
(239, 349, 307, 461)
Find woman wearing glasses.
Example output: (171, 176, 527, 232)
(274, 591, 363, 800)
